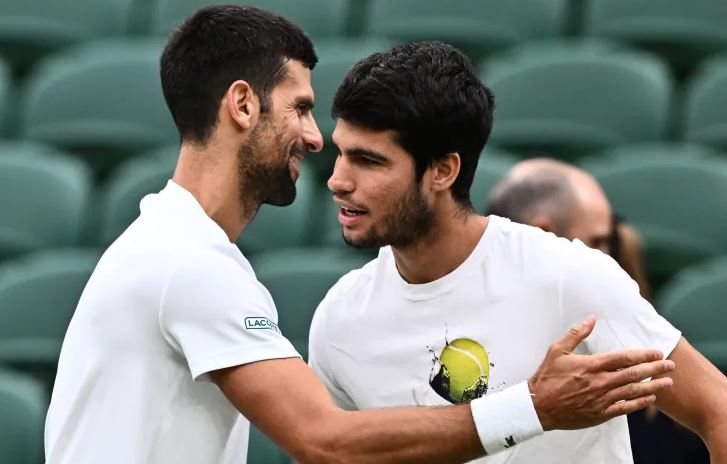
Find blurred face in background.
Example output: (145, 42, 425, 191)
(327, 120, 435, 249)
(566, 180, 613, 254)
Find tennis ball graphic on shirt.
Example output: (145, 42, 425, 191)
(430, 338, 489, 404)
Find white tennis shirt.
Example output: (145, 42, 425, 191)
(310, 215, 681, 464)
(45, 180, 299, 463)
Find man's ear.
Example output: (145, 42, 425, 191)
(429, 152, 461, 193)
(225, 80, 259, 131)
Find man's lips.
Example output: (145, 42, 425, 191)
(333, 197, 368, 215)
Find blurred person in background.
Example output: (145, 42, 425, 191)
(487, 157, 712, 464)
(310, 41, 727, 464)
(486, 158, 650, 299)
(42, 6, 670, 464)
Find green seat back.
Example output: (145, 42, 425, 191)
(0, 249, 100, 366)
(482, 41, 673, 159)
(0, 143, 91, 260)
(657, 257, 727, 369)
(583, 0, 727, 72)
(587, 142, 720, 161)
(583, 152, 727, 283)
(367, 0, 567, 59)
(254, 247, 370, 358)
(471, 148, 519, 213)
(151, 0, 349, 38)
(0, 58, 12, 136)
(0, 369, 46, 464)
(0, 0, 135, 70)
(21, 39, 177, 156)
(683, 56, 727, 151)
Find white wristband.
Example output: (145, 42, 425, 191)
(470, 381, 544, 455)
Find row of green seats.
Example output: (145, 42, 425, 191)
(2, 39, 727, 174)
(0, 0, 358, 74)
(2, 140, 727, 284)
(657, 257, 727, 371)
(0, 369, 45, 464)
(582, 147, 727, 285)
(2, 0, 726, 75)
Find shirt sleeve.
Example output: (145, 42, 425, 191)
(308, 294, 358, 411)
(561, 241, 681, 358)
(159, 250, 300, 382)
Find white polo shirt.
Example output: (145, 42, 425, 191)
(309, 215, 681, 464)
(45, 181, 299, 464)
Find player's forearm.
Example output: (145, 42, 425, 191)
(296, 405, 483, 464)
(704, 417, 727, 464)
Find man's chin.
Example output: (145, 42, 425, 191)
(342, 231, 385, 249)
(264, 185, 296, 207)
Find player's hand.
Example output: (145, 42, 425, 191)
(528, 315, 674, 431)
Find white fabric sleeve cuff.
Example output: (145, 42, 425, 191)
(470, 381, 544, 455)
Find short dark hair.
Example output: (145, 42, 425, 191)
(332, 41, 495, 208)
(486, 168, 576, 233)
(160, 5, 317, 144)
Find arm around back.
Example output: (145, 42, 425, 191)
(211, 316, 675, 464)
(211, 357, 483, 464)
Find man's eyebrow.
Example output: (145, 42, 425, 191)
(295, 96, 314, 109)
(332, 143, 389, 163)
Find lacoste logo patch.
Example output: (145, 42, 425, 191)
(244, 317, 280, 334)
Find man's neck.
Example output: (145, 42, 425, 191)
(392, 211, 489, 285)
(172, 143, 258, 243)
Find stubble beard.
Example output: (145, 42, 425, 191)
(237, 122, 298, 220)
(343, 182, 435, 250)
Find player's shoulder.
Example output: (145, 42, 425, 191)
(164, 242, 262, 301)
(486, 215, 579, 270)
(488, 215, 573, 253)
(316, 250, 387, 315)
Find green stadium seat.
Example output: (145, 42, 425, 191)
(21, 39, 177, 170)
(253, 247, 370, 359)
(309, 38, 392, 179)
(0, 0, 136, 72)
(481, 41, 674, 159)
(0, 249, 100, 368)
(0, 142, 91, 260)
(366, 0, 568, 60)
(582, 151, 727, 286)
(657, 257, 727, 370)
(151, 0, 350, 38)
(0, 369, 46, 464)
(683, 56, 727, 151)
(248, 424, 289, 464)
(583, 0, 727, 74)
(584, 142, 721, 161)
(471, 147, 519, 213)
(0, 58, 12, 137)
